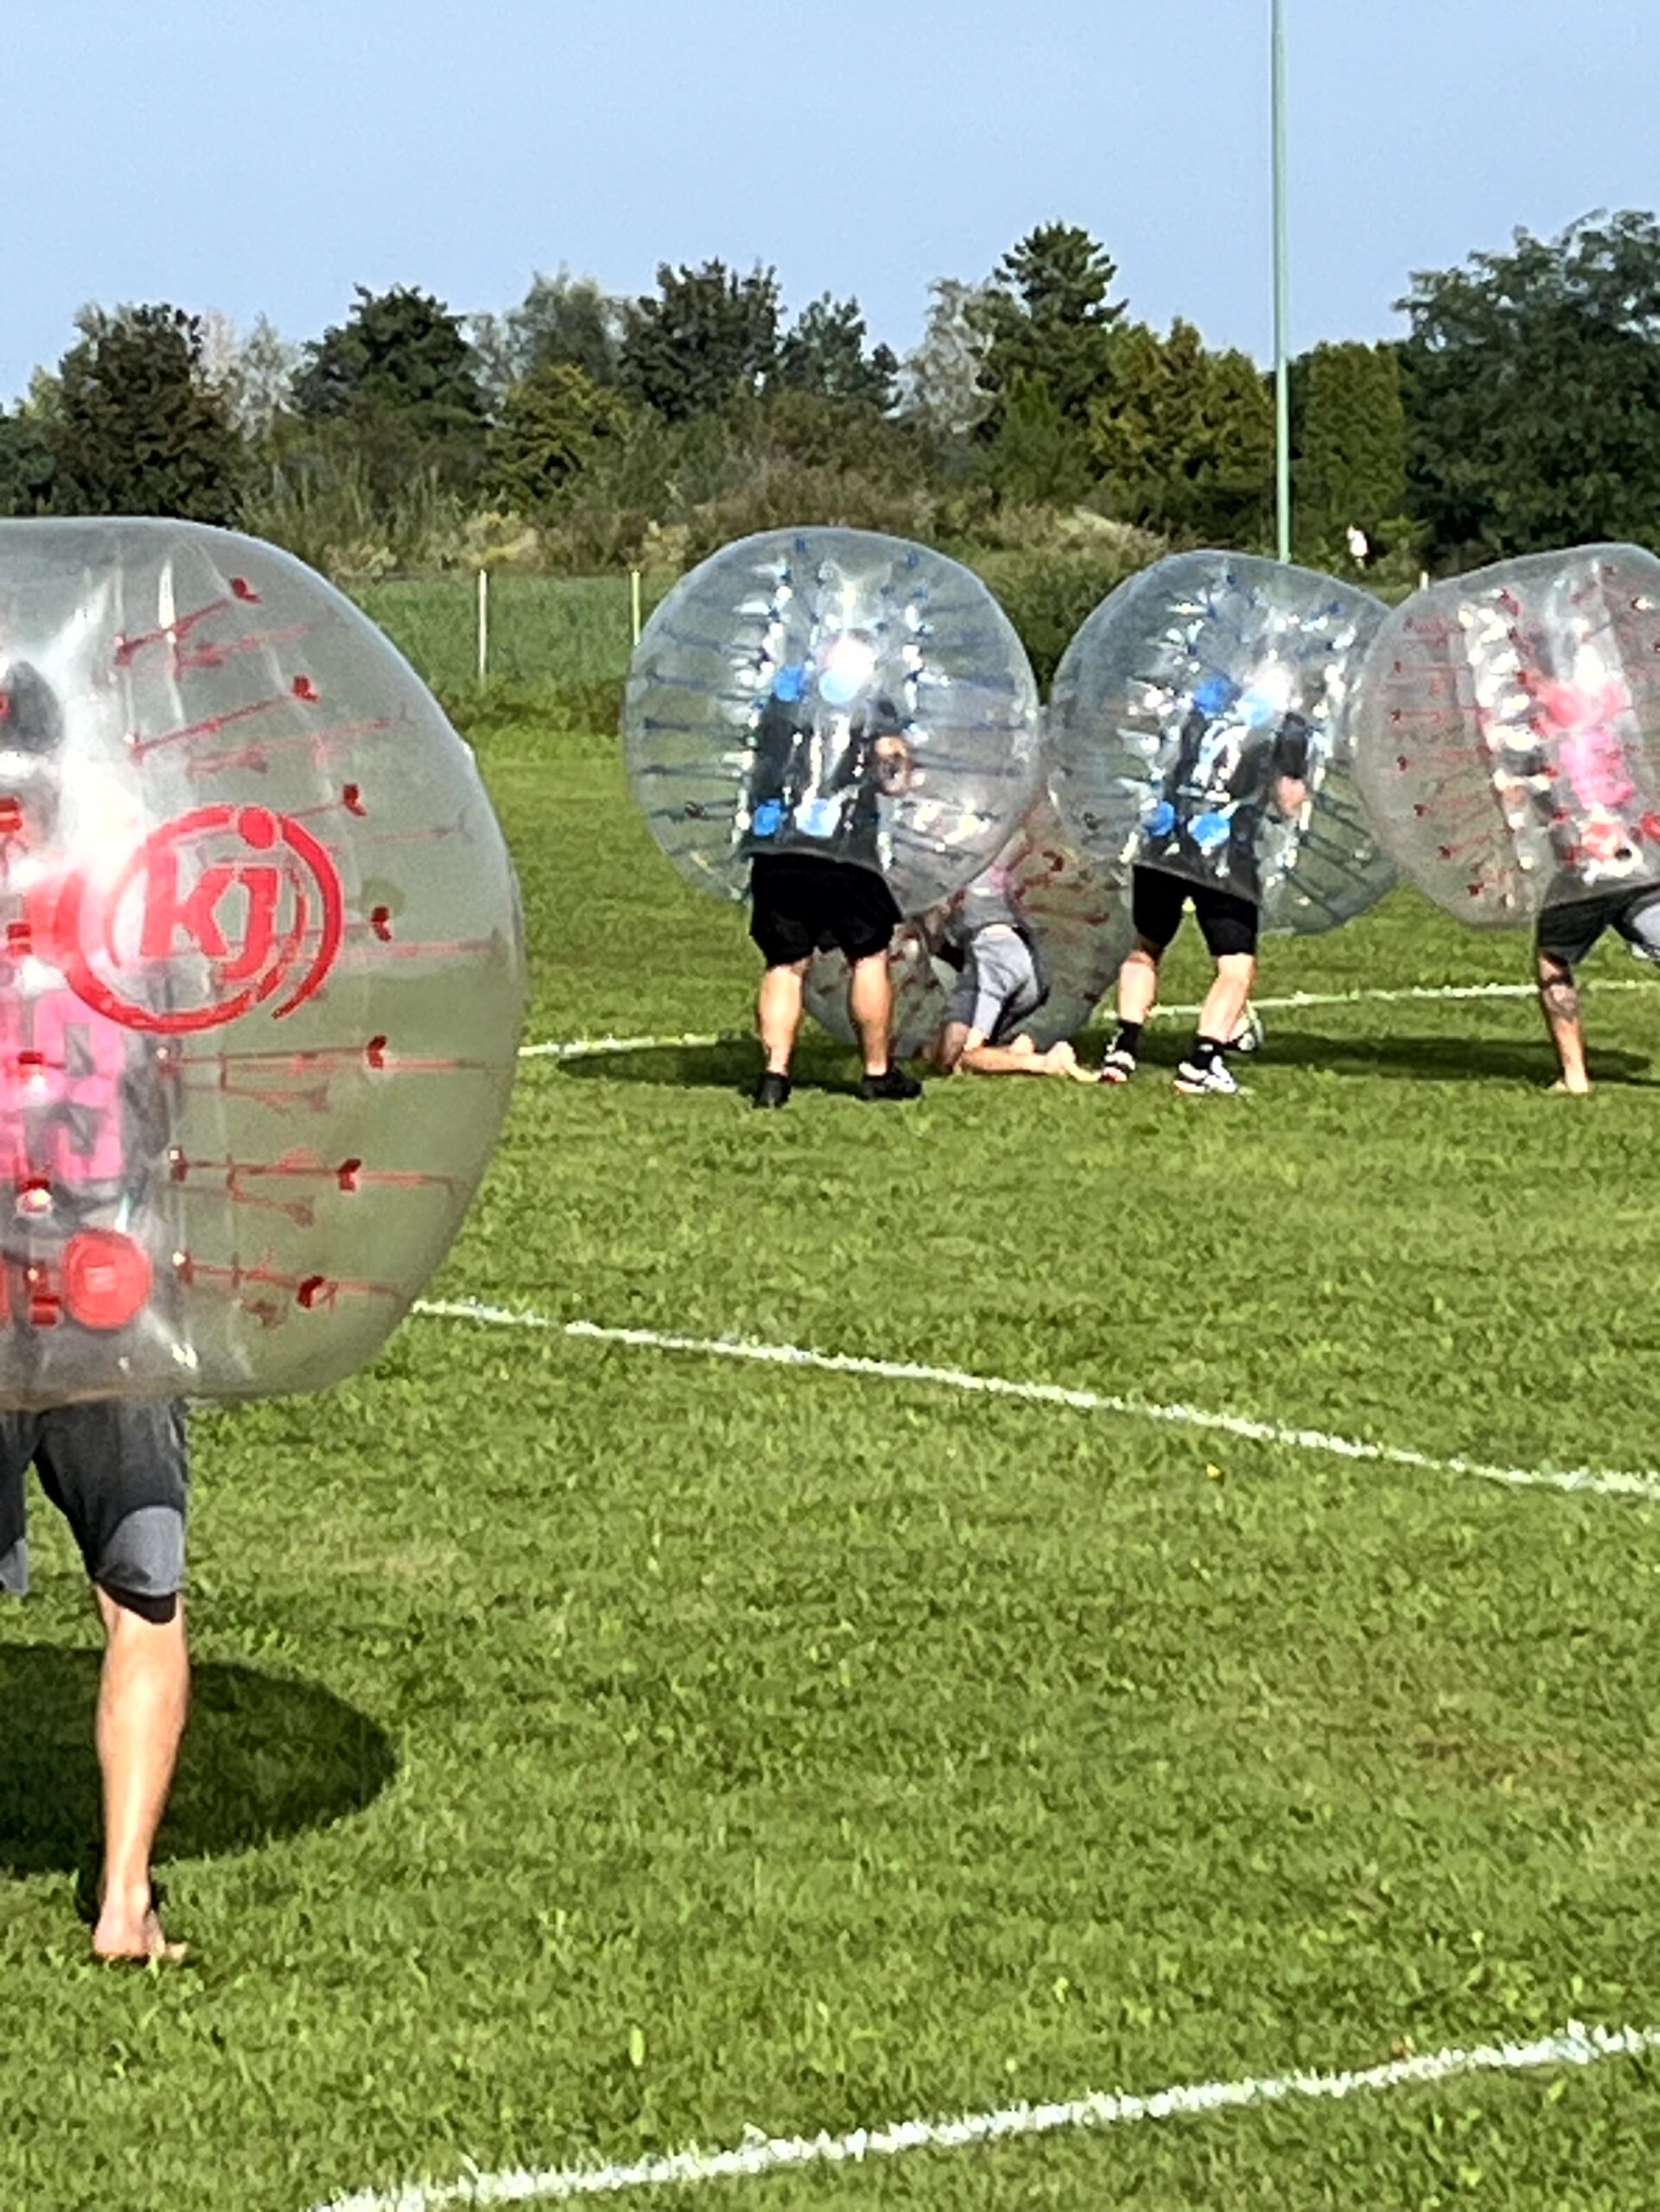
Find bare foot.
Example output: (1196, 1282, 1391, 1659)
(93, 1885, 188, 1964)
(1549, 1077, 1592, 1096)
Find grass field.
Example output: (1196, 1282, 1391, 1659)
(352, 573, 659, 692)
(6, 706, 1660, 2212)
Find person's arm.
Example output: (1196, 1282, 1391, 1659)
(1270, 713, 1311, 819)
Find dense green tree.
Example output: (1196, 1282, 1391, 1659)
(619, 261, 779, 423)
(296, 285, 486, 429)
(1291, 340, 1407, 554)
(488, 361, 629, 514)
(292, 285, 487, 499)
(775, 295, 897, 410)
(971, 223, 1126, 429)
(0, 404, 56, 515)
(1090, 318, 1274, 542)
(982, 370, 1094, 505)
(1399, 210, 1660, 560)
(46, 305, 243, 523)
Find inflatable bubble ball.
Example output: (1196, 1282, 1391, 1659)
(0, 519, 525, 1410)
(1349, 543, 1660, 925)
(1047, 550, 1394, 933)
(621, 528, 1042, 918)
(805, 791, 1130, 1058)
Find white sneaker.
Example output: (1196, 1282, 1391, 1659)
(1098, 1046, 1137, 1085)
(1173, 1056, 1243, 1096)
(1231, 1004, 1265, 1055)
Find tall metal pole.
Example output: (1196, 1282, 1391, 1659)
(1271, 0, 1291, 563)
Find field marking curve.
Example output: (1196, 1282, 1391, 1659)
(413, 1298, 1660, 1505)
(518, 977, 1654, 1061)
(307, 2017, 1659, 2210)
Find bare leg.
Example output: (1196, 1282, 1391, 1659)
(1537, 950, 1590, 1093)
(92, 1589, 189, 1961)
(847, 951, 894, 1077)
(1197, 952, 1256, 1047)
(959, 1036, 1083, 1077)
(1117, 938, 1163, 1026)
(757, 959, 809, 1076)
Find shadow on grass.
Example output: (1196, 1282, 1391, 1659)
(557, 1038, 874, 1094)
(0, 1645, 396, 1878)
(1260, 1029, 1657, 1086)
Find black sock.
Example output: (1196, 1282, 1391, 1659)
(1113, 1020, 1143, 1056)
(1191, 1034, 1225, 1071)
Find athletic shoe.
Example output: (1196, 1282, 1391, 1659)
(753, 1071, 792, 1109)
(1173, 1056, 1243, 1096)
(1098, 1046, 1137, 1085)
(859, 1065, 923, 1102)
(1231, 1004, 1266, 1055)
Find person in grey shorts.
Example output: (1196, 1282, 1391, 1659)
(1, 1400, 191, 1961)
(929, 872, 1092, 1080)
(1535, 882, 1660, 1094)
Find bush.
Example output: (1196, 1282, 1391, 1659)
(969, 543, 1158, 685)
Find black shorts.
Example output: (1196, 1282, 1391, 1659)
(1536, 885, 1660, 969)
(1131, 866, 1259, 959)
(0, 1401, 189, 1617)
(749, 854, 901, 969)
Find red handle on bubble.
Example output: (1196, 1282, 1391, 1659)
(60, 1230, 153, 1330)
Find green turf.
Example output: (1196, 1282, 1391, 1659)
(351, 574, 664, 692)
(5, 716, 1660, 2212)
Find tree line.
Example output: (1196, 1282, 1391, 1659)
(3, 212, 1657, 589)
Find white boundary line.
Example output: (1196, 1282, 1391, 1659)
(308, 2018, 1659, 2209)
(413, 1298, 1660, 1504)
(518, 977, 1654, 1061)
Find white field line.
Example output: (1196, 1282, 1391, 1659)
(413, 1298, 1660, 1505)
(308, 2017, 1660, 2210)
(518, 976, 1653, 1061)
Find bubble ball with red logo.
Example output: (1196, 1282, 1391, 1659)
(1349, 543, 1660, 925)
(804, 790, 1131, 1058)
(0, 520, 525, 1409)
(1048, 551, 1394, 933)
(622, 527, 1042, 916)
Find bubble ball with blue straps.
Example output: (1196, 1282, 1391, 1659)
(1047, 550, 1395, 933)
(621, 528, 1042, 917)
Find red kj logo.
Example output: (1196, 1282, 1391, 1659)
(51, 804, 344, 1033)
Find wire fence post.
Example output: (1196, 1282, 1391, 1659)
(630, 568, 643, 647)
(476, 567, 489, 682)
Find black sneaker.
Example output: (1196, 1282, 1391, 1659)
(753, 1071, 792, 1109)
(859, 1065, 923, 1102)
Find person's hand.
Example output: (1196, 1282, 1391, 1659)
(872, 734, 913, 795)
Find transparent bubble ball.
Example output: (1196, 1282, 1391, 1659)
(0, 519, 525, 1410)
(1350, 543, 1660, 925)
(622, 528, 1041, 915)
(1048, 550, 1394, 933)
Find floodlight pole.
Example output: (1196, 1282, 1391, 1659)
(1271, 0, 1291, 563)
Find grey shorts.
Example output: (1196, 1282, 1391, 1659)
(1536, 885, 1660, 969)
(0, 1401, 188, 1617)
(949, 925, 1047, 1046)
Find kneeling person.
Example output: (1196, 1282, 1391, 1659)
(929, 876, 1091, 1080)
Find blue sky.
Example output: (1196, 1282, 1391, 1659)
(4, 0, 1655, 404)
